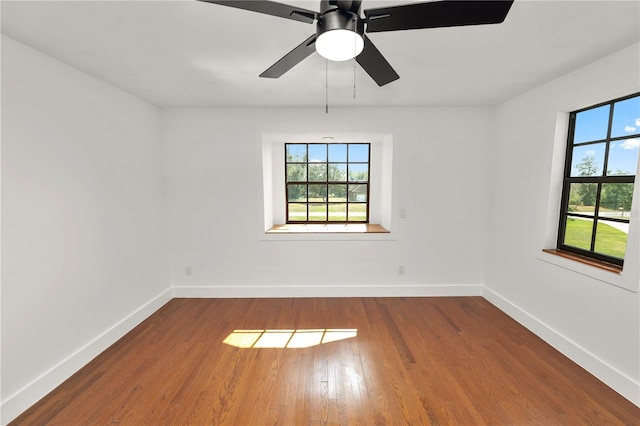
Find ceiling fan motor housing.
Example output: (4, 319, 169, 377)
(317, 8, 364, 40)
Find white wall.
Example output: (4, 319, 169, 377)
(1, 36, 170, 423)
(161, 106, 491, 297)
(485, 43, 640, 404)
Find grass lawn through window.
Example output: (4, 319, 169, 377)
(288, 198, 367, 222)
(564, 218, 628, 259)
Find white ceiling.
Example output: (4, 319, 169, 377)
(2, 0, 639, 108)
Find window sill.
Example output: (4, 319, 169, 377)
(267, 223, 389, 234)
(542, 249, 622, 274)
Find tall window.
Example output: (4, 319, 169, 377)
(558, 93, 639, 266)
(285, 143, 370, 223)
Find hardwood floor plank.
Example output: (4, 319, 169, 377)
(9, 297, 640, 425)
(378, 302, 416, 365)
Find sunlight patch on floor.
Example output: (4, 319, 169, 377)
(223, 328, 358, 348)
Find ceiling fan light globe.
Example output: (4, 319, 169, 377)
(316, 30, 364, 61)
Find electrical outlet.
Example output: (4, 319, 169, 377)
(400, 208, 407, 218)
(398, 265, 406, 275)
(185, 266, 192, 276)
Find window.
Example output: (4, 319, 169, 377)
(557, 93, 639, 267)
(261, 133, 394, 238)
(285, 143, 370, 223)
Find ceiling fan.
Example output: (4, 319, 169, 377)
(199, 0, 514, 86)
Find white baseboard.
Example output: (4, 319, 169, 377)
(172, 283, 483, 298)
(482, 286, 640, 407)
(1, 287, 174, 425)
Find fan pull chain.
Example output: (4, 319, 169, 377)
(353, 60, 357, 99)
(353, 31, 357, 99)
(325, 59, 329, 114)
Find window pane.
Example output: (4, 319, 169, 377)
(348, 184, 367, 202)
(287, 184, 307, 202)
(574, 105, 610, 143)
(563, 217, 593, 251)
(308, 184, 327, 201)
(570, 143, 605, 177)
(285, 142, 370, 225)
(328, 144, 347, 162)
(599, 183, 634, 219)
(348, 203, 367, 222)
(594, 219, 629, 259)
(288, 203, 307, 221)
(348, 163, 368, 181)
(308, 144, 327, 162)
(309, 203, 327, 221)
(328, 203, 347, 221)
(559, 93, 639, 265)
(568, 183, 597, 216)
(287, 164, 306, 182)
(286, 144, 307, 162)
(328, 163, 347, 181)
(348, 144, 369, 162)
(607, 138, 639, 176)
(328, 184, 346, 202)
(308, 164, 327, 181)
(611, 95, 640, 138)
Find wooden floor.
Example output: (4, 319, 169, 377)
(11, 297, 640, 425)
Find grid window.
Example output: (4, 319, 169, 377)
(286, 143, 370, 223)
(558, 93, 639, 266)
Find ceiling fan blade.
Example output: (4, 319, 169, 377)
(260, 34, 318, 79)
(364, 0, 514, 33)
(198, 0, 318, 24)
(356, 35, 399, 86)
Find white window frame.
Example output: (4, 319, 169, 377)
(260, 133, 396, 241)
